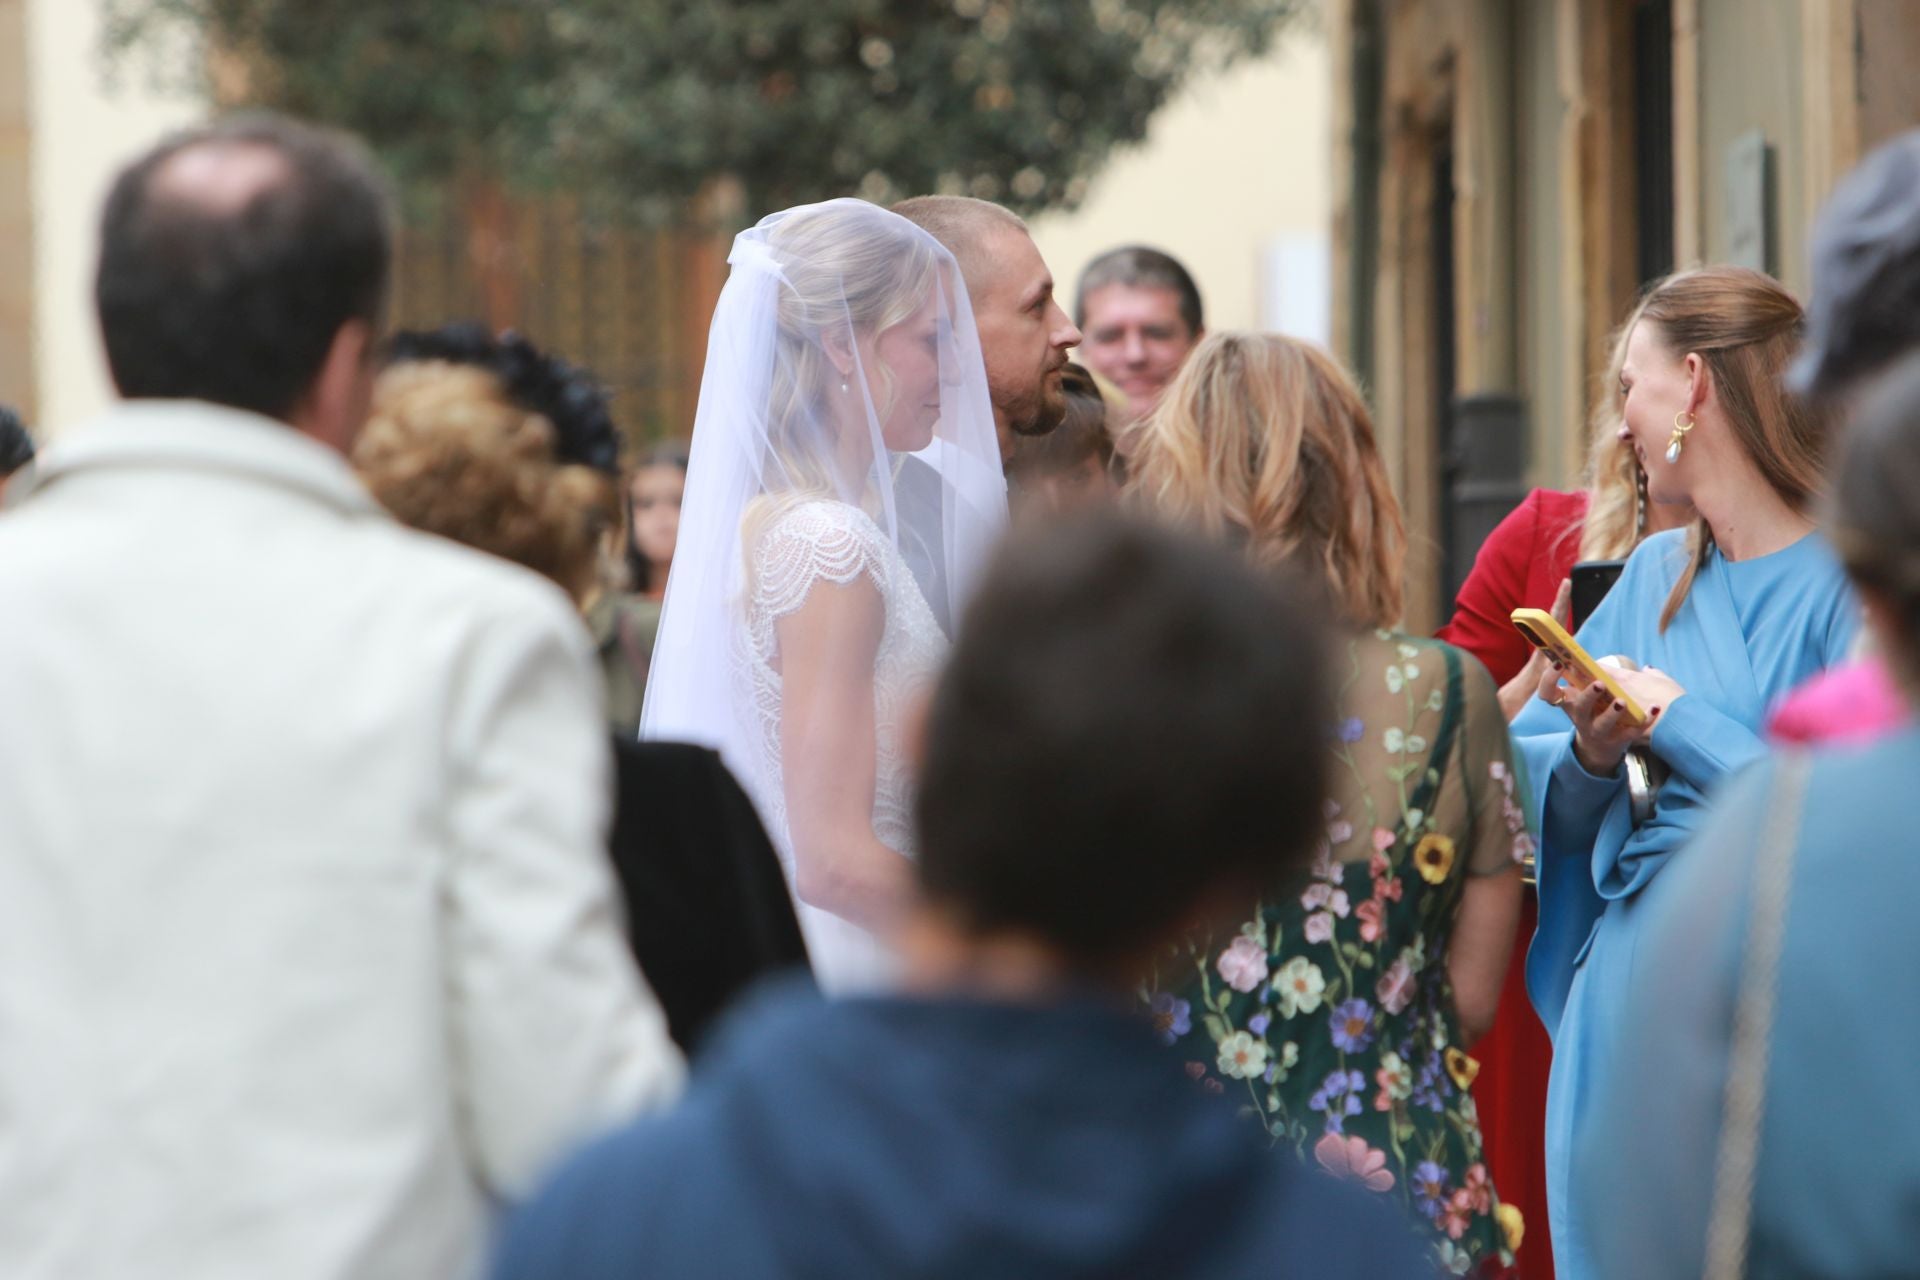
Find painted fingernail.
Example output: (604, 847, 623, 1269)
(1650, 706, 1662, 716)
(1613, 701, 1625, 711)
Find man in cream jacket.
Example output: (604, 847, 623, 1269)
(0, 116, 682, 1279)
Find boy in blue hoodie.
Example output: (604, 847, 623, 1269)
(490, 514, 1437, 1280)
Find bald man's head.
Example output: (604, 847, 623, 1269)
(891, 195, 1027, 288)
(96, 114, 392, 422)
(893, 195, 1081, 444)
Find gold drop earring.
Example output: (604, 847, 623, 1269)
(1665, 411, 1695, 464)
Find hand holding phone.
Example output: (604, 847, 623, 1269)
(1510, 608, 1649, 724)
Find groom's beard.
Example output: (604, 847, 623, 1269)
(1006, 368, 1069, 438)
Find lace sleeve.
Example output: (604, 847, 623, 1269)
(751, 501, 889, 622)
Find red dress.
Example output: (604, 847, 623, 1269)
(1436, 487, 1587, 1280)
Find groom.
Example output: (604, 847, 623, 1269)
(891, 196, 1082, 633)
(893, 195, 1083, 461)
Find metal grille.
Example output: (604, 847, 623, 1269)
(389, 193, 728, 446)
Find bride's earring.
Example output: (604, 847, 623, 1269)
(840, 380, 850, 394)
(1665, 410, 1695, 464)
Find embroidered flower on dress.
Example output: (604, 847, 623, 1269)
(1445, 1047, 1481, 1091)
(1414, 833, 1456, 884)
(1495, 1203, 1525, 1253)
(1309, 1068, 1365, 1132)
(1355, 898, 1386, 943)
(1462, 1162, 1493, 1213)
(1216, 934, 1269, 993)
(1374, 1051, 1414, 1109)
(1264, 1041, 1301, 1084)
(1376, 955, 1416, 1015)
(1441, 1188, 1475, 1240)
(1217, 1031, 1270, 1080)
(1272, 957, 1327, 1017)
(1338, 716, 1366, 744)
(1303, 912, 1336, 945)
(1412, 1161, 1451, 1219)
(1330, 998, 1377, 1053)
(1149, 992, 1192, 1045)
(1314, 1132, 1396, 1192)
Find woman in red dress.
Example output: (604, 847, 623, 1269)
(1436, 314, 1688, 1277)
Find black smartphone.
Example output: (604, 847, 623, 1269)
(1569, 559, 1626, 632)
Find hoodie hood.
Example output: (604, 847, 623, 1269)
(694, 981, 1280, 1279)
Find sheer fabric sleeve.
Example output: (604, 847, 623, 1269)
(1450, 654, 1537, 877)
(752, 502, 889, 624)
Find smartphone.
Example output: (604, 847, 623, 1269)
(1570, 559, 1626, 632)
(1510, 607, 1649, 723)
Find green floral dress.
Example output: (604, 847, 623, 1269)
(1149, 633, 1535, 1275)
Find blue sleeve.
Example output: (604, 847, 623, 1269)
(1648, 694, 1768, 794)
(1582, 761, 1773, 1280)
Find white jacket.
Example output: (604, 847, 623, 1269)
(0, 402, 684, 1279)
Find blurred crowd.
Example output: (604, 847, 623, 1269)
(3, 111, 1920, 1280)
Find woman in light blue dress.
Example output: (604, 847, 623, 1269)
(1582, 353, 1920, 1278)
(1508, 266, 1858, 1278)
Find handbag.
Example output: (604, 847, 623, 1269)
(1703, 750, 1811, 1280)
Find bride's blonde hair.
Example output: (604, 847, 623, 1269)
(759, 205, 942, 500)
(1129, 333, 1406, 630)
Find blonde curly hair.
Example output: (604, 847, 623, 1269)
(353, 360, 620, 606)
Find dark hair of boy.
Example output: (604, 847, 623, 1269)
(915, 513, 1333, 970)
(95, 113, 392, 422)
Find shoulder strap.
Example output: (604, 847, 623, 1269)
(1704, 749, 1811, 1280)
(1408, 643, 1467, 818)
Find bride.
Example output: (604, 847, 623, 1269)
(641, 200, 1008, 992)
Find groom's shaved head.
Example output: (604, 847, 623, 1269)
(894, 194, 1080, 445)
(892, 196, 1028, 285)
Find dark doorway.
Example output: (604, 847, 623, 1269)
(1633, 0, 1676, 285)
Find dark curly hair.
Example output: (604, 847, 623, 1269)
(355, 326, 624, 605)
(383, 324, 621, 475)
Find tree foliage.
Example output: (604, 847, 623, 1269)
(103, 0, 1306, 220)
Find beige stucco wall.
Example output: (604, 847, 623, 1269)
(1029, 23, 1331, 340)
(0, 0, 34, 421)
(23, 0, 202, 436)
(1698, 0, 1807, 291)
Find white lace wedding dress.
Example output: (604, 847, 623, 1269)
(733, 497, 947, 992)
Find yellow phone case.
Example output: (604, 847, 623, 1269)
(1510, 607, 1649, 724)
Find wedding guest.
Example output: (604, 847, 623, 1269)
(1440, 308, 1690, 717)
(491, 515, 1434, 1280)
(1432, 299, 1689, 1280)
(1766, 128, 1920, 746)
(0, 115, 680, 1280)
(0, 404, 32, 498)
(357, 327, 810, 1049)
(1005, 362, 1117, 518)
(893, 194, 1083, 458)
(590, 441, 688, 727)
(1587, 352, 1920, 1279)
(1131, 332, 1531, 1271)
(1074, 244, 1205, 450)
(1510, 266, 1856, 1280)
